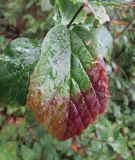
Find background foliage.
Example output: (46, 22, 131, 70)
(0, 0, 135, 160)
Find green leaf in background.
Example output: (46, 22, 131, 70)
(95, 118, 130, 159)
(57, 0, 87, 25)
(0, 115, 5, 127)
(0, 38, 40, 105)
(0, 124, 17, 142)
(0, 142, 19, 160)
(94, 26, 113, 61)
(27, 25, 112, 140)
(87, 1, 110, 25)
(0, 36, 7, 52)
(91, 0, 133, 7)
(96, 119, 113, 140)
(109, 137, 130, 159)
(41, 0, 53, 11)
(21, 145, 36, 160)
(90, 139, 102, 152)
(50, 0, 56, 6)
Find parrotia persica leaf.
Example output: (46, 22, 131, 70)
(89, 0, 133, 7)
(0, 38, 40, 105)
(27, 25, 111, 140)
(87, 1, 110, 25)
(94, 26, 113, 61)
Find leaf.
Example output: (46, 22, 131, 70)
(96, 119, 113, 140)
(83, 0, 133, 7)
(53, 5, 62, 24)
(41, 0, 52, 11)
(0, 114, 5, 127)
(0, 142, 19, 160)
(0, 38, 40, 105)
(21, 145, 36, 160)
(87, 1, 110, 25)
(0, 36, 7, 51)
(53, 139, 72, 154)
(96, 123, 109, 139)
(27, 25, 111, 140)
(0, 124, 17, 142)
(90, 140, 102, 152)
(17, 120, 27, 137)
(92, 0, 133, 7)
(129, 89, 135, 102)
(50, 0, 56, 6)
(108, 137, 130, 158)
(92, 26, 113, 61)
(57, 0, 87, 25)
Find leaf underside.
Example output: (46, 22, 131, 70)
(27, 25, 110, 140)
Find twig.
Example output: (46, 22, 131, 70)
(114, 19, 134, 40)
(107, 10, 117, 31)
(114, 0, 135, 40)
(67, 5, 84, 28)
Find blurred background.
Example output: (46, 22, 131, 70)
(0, 0, 135, 160)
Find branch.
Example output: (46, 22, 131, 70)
(114, 19, 134, 40)
(112, 0, 135, 40)
(67, 5, 84, 28)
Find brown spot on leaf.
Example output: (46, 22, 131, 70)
(85, 40, 92, 45)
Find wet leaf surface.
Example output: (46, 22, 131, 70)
(27, 25, 111, 140)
